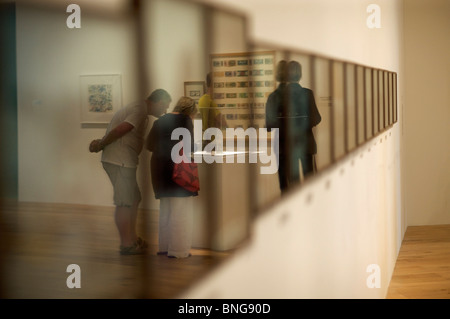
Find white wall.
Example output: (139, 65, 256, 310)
(180, 0, 405, 298)
(403, 0, 450, 225)
(204, 0, 403, 71)
(16, 1, 209, 210)
(16, 2, 139, 207)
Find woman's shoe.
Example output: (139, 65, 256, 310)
(120, 237, 148, 255)
(136, 237, 148, 249)
(120, 243, 145, 255)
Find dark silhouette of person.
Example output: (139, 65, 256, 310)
(266, 60, 321, 192)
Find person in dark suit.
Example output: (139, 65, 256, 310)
(266, 60, 321, 192)
(266, 60, 288, 190)
(286, 60, 321, 181)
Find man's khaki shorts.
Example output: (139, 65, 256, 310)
(102, 162, 141, 207)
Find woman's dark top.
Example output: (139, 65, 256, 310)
(146, 113, 198, 199)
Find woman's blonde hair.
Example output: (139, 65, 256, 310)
(173, 96, 197, 116)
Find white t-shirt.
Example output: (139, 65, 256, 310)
(101, 101, 148, 168)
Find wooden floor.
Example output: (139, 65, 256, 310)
(0, 200, 230, 299)
(386, 224, 450, 299)
(1, 201, 449, 299)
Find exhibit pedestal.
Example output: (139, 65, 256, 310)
(192, 160, 250, 251)
(191, 136, 280, 251)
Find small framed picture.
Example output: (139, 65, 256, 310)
(80, 74, 122, 124)
(184, 81, 206, 103)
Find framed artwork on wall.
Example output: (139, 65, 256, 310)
(210, 51, 276, 129)
(80, 74, 122, 125)
(184, 81, 206, 103)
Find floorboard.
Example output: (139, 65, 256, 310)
(2, 201, 449, 299)
(0, 201, 229, 299)
(386, 225, 450, 299)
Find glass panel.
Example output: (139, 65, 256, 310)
(251, 48, 286, 206)
(378, 70, 385, 130)
(372, 69, 379, 135)
(314, 57, 332, 171)
(247, 48, 281, 206)
(259, 51, 322, 195)
(143, 0, 250, 298)
(393, 73, 398, 123)
(345, 64, 357, 151)
(332, 61, 346, 160)
(391, 73, 394, 124)
(364, 67, 373, 139)
(356, 65, 365, 145)
(387, 72, 393, 125)
(384, 71, 389, 127)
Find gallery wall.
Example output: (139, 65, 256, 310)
(16, 1, 211, 210)
(403, 0, 450, 225)
(16, 3, 140, 207)
(16, 0, 249, 212)
(180, 0, 405, 298)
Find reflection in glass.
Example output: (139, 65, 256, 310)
(332, 61, 346, 160)
(251, 48, 284, 209)
(345, 64, 357, 151)
(266, 59, 321, 192)
(394, 73, 398, 123)
(385, 72, 390, 127)
(388, 72, 393, 126)
(373, 70, 379, 135)
(356, 66, 365, 145)
(384, 71, 389, 127)
(143, 0, 251, 298)
(314, 57, 331, 171)
(364, 67, 373, 139)
(378, 70, 384, 130)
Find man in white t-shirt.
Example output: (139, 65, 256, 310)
(89, 89, 171, 255)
